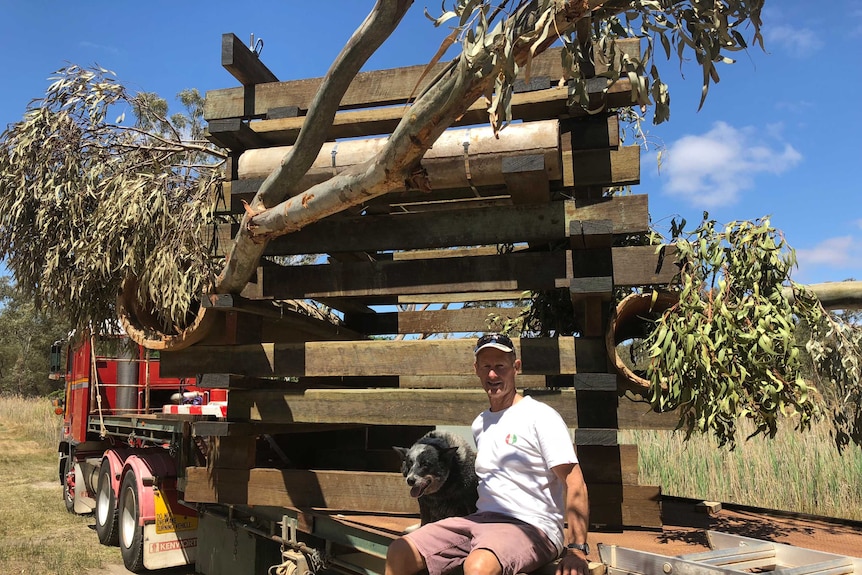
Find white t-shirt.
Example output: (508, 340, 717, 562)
(471, 395, 578, 552)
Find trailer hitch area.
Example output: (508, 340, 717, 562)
(270, 549, 312, 575)
(270, 515, 325, 575)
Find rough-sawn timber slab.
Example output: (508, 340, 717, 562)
(159, 337, 597, 378)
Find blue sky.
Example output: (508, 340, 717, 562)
(1, 0, 859, 285)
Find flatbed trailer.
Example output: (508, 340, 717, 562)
(53, 25, 862, 575)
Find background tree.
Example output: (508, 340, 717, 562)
(0, 68, 225, 336)
(0, 277, 67, 396)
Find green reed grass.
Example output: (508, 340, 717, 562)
(621, 418, 862, 521)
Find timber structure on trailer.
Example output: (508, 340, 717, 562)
(159, 32, 685, 573)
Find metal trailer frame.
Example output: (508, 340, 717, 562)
(599, 531, 862, 575)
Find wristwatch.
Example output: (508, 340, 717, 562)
(567, 542, 590, 556)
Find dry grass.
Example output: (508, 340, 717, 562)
(0, 395, 119, 574)
(621, 418, 862, 521)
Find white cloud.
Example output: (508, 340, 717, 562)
(850, 8, 862, 37)
(795, 236, 862, 281)
(661, 121, 802, 207)
(764, 25, 824, 57)
(79, 41, 121, 56)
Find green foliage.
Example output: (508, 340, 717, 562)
(426, 0, 765, 133)
(0, 66, 225, 335)
(0, 277, 67, 396)
(490, 288, 579, 338)
(804, 307, 862, 452)
(589, 0, 765, 119)
(643, 214, 825, 449)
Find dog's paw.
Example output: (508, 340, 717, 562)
(403, 522, 421, 534)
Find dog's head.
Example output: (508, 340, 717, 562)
(393, 440, 459, 499)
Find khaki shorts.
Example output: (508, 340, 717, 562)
(404, 511, 559, 575)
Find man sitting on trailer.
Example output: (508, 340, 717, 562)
(385, 333, 591, 575)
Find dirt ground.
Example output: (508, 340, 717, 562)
(88, 565, 195, 575)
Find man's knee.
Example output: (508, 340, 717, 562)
(386, 537, 426, 575)
(464, 548, 503, 575)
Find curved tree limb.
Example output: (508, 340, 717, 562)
(217, 0, 414, 294)
(225, 0, 597, 282)
(787, 281, 862, 310)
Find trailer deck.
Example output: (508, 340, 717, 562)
(191, 496, 862, 575)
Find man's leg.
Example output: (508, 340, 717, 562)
(385, 536, 427, 575)
(463, 548, 503, 575)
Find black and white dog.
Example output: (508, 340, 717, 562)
(394, 430, 479, 526)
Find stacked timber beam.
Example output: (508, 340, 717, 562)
(166, 33, 678, 531)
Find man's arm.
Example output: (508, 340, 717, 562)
(552, 462, 590, 575)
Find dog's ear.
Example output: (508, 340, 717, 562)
(393, 446, 409, 460)
(439, 446, 459, 463)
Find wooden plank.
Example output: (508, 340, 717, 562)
(588, 484, 662, 528)
(577, 444, 639, 485)
(572, 145, 640, 188)
(570, 277, 614, 298)
(221, 33, 278, 86)
(204, 42, 641, 121)
(183, 467, 419, 513)
(397, 291, 527, 304)
(260, 251, 569, 300)
(242, 79, 636, 148)
(312, 448, 403, 472)
(569, 220, 614, 250)
(574, 429, 618, 446)
(262, 196, 649, 256)
(206, 118, 268, 153)
(223, 388, 585, 426)
(209, 436, 255, 469)
(160, 337, 601, 379)
(617, 396, 678, 430)
(398, 373, 615, 390)
(237, 120, 562, 190)
(562, 115, 620, 151)
(203, 293, 362, 341)
(321, 249, 672, 307)
(503, 154, 551, 204)
(184, 467, 659, 527)
(197, 373, 287, 389)
(257, 245, 673, 301)
(612, 245, 678, 286)
(398, 374, 546, 389)
(191, 421, 362, 437)
(344, 307, 521, 335)
(249, 85, 561, 146)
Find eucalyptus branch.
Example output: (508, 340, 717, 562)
(217, 0, 414, 294)
(220, 0, 598, 296)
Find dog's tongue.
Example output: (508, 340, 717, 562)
(410, 485, 425, 498)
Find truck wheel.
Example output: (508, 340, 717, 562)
(118, 470, 145, 572)
(95, 463, 119, 545)
(62, 455, 75, 513)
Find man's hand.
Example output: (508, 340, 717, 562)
(556, 551, 590, 575)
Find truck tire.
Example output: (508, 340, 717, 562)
(95, 463, 119, 545)
(62, 455, 75, 513)
(119, 470, 145, 572)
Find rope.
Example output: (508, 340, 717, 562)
(90, 335, 108, 438)
(462, 129, 481, 197)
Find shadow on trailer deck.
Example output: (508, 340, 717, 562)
(90, 496, 862, 575)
